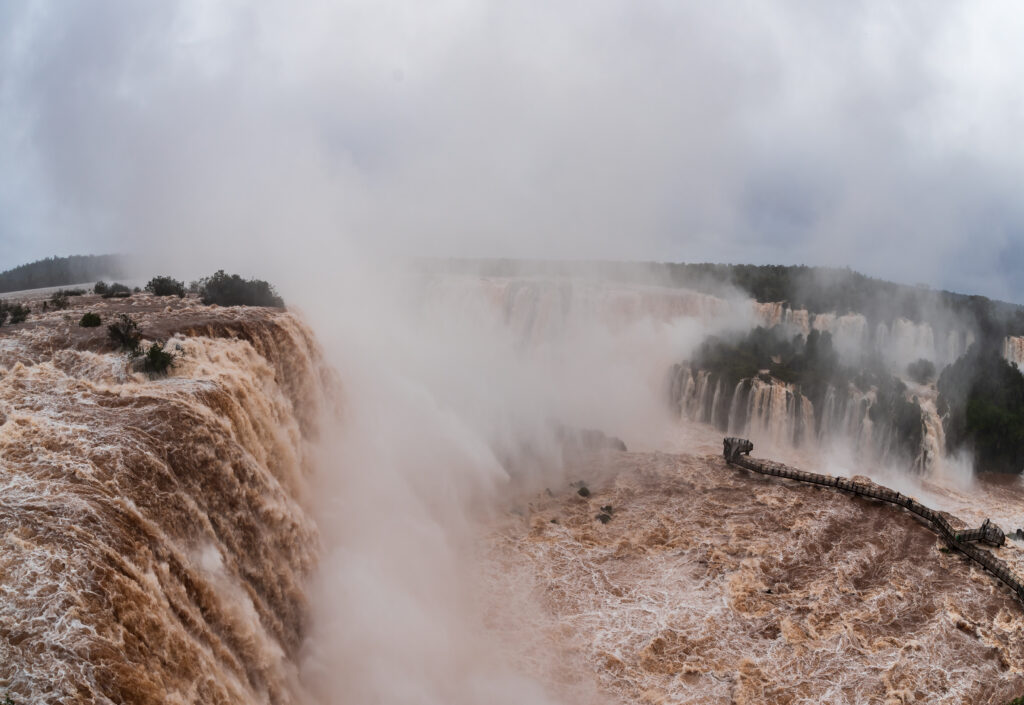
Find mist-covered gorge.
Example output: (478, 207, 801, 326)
(409, 271, 1024, 476)
(673, 300, 1024, 475)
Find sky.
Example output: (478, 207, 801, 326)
(1, 1, 1023, 301)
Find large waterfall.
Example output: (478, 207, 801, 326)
(753, 302, 974, 370)
(0, 304, 335, 704)
(668, 364, 947, 471)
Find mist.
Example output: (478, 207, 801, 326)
(4, 1, 1024, 301)
(290, 262, 762, 702)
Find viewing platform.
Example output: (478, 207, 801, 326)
(723, 437, 1022, 604)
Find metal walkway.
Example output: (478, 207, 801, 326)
(722, 437, 1023, 605)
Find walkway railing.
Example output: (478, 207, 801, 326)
(722, 437, 1023, 604)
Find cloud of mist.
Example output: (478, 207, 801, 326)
(292, 266, 755, 702)
(2, 1, 1024, 300)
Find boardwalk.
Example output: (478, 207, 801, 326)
(722, 437, 1024, 606)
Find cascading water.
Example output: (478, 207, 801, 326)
(754, 302, 974, 371)
(0, 299, 335, 704)
(419, 275, 744, 346)
(670, 364, 944, 471)
(1005, 336, 1024, 368)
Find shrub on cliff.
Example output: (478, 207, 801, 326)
(49, 291, 69, 310)
(197, 270, 284, 307)
(6, 303, 28, 324)
(108, 314, 141, 354)
(142, 342, 175, 375)
(0, 300, 31, 324)
(93, 281, 108, 295)
(102, 282, 132, 299)
(145, 276, 185, 297)
(79, 312, 101, 327)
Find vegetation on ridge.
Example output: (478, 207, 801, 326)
(79, 312, 102, 327)
(196, 270, 284, 307)
(100, 282, 132, 299)
(938, 347, 1024, 474)
(0, 254, 131, 294)
(0, 300, 29, 326)
(145, 276, 185, 297)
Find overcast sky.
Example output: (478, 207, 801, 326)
(1, 1, 1023, 300)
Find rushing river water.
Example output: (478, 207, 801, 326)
(2, 279, 1023, 704)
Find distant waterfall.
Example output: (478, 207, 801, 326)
(669, 364, 934, 470)
(669, 366, 813, 448)
(753, 302, 974, 370)
(1005, 336, 1024, 368)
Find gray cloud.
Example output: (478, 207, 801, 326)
(2, 0, 1023, 300)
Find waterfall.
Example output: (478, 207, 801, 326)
(668, 366, 734, 430)
(742, 377, 808, 448)
(726, 380, 749, 434)
(917, 396, 946, 472)
(1005, 336, 1024, 368)
(673, 364, 937, 471)
(752, 301, 978, 371)
(0, 307, 334, 704)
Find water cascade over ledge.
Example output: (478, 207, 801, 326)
(0, 301, 336, 704)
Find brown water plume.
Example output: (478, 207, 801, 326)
(0, 293, 336, 704)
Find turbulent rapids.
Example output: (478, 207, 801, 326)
(723, 437, 1024, 605)
(491, 444, 1024, 703)
(0, 293, 336, 703)
(4, 275, 1024, 704)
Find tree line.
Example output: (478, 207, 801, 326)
(0, 255, 131, 293)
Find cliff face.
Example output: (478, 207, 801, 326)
(0, 294, 337, 704)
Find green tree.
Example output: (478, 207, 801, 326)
(197, 270, 284, 307)
(145, 276, 185, 297)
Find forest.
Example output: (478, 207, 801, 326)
(0, 254, 131, 293)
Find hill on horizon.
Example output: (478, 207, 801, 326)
(0, 254, 133, 294)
